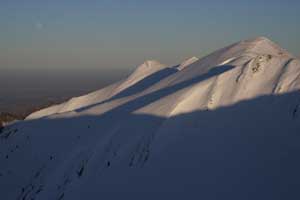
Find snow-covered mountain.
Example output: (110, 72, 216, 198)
(1, 37, 300, 200)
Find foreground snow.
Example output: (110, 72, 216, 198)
(1, 37, 300, 200)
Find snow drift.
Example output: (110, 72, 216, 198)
(1, 37, 300, 200)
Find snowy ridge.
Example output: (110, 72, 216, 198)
(27, 37, 296, 119)
(2, 37, 300, 200)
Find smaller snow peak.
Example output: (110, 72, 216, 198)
(114, 59, 167, 95)
(141, 60, 164, 68)
(177, 56, 199, 70)
(130, 59, 166, 75)
(133, 60, 166, 73)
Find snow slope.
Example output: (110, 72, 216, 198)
(1, 37, 300, 200)
(26, 60, 168, 120)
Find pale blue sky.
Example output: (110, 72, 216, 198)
(1, 0, 300, 71)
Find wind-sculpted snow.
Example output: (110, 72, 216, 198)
(1, 37, 300, 200)
(176, 56, 199, 70)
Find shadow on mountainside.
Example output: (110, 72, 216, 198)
(76, 64, 234, 113)
(111, 67, 178, 100)
(1, 64, 300, 200)
(1, 91, 300, 200)
(64, 67, 178, 113)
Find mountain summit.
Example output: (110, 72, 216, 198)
(1, 37, 300, 200)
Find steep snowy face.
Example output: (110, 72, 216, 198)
(162, 38, 300, 116)
(2, 37, 300, 200)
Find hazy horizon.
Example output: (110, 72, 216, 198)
(1, 0, 300, 71)
(0, 67, 129, 114)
